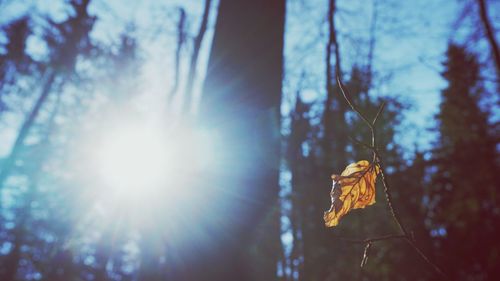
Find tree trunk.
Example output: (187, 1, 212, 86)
(323, 0, 347, 171)
(173, 0, 285, 280)
(0, 70, 56, 197)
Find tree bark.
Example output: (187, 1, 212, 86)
(173, 0, 285, 280)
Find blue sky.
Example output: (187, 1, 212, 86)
(1, 0, 498, 157)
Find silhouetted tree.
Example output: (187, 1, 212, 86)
(183, 0, 286, 280)
(430, 44, 500, 280)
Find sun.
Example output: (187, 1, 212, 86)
(68, 102, 221, 232)
(94, 124, 173, 198)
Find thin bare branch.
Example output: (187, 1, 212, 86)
(372, 101, 385, 126)
(406, 239, 448, 278)
(338, 233, 447, 277)
(375, 158, 408, 235)
(360, 242, 372, 267)
(334, 234, 407, 244)
(335, 73, 449, 280)
(348, 135, 374, 150)
(336, 75, 372, 128)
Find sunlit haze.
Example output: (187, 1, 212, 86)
(73, 106, 215, 216)
(93, 123, 173, 198)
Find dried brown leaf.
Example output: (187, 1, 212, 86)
(324, 160, 380, 227)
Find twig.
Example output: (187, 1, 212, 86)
(337, 75, 406, 234)
(348, 135, 374, 150)
(337, 76, 372, 128)
(336, 74, 449, 279)
(337, 75, 380, 163)
(360, 242, 372, 267)
(372, 101, 385, 126)
(405, 238, 448, 278)
(334, 234, 407, 244)
(375, 158, 408, 236)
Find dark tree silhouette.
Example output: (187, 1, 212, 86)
(183, 0, 286, 280)
(430, 44, 500, 280)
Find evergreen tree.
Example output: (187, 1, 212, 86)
(430, 44, 500, 280)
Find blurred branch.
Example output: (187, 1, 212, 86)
(336, 74, 449, 279)
(476, 0, 500, 77)
(372, 101, 385, 126)
(167, 8, 186, 105)
(182, 0, 213, 114)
